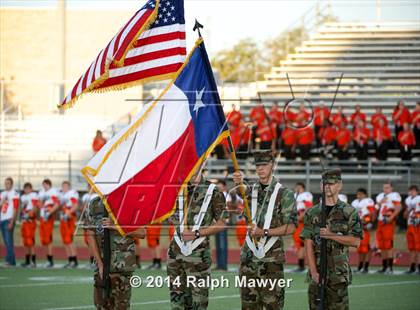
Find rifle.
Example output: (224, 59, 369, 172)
(317, 171, 327, 310)
(102, 205, 111, 300)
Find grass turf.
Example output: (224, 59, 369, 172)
(0, 264, 419, 310)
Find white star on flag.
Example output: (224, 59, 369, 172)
(193, 87, 206, 116)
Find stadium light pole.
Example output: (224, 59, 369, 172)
(58, 0, 66, 114)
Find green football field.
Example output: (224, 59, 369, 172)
(0, 264, 419, 310)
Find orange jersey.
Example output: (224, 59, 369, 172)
(350, 111, 366, 125)
(256, 123, 273, 142)
(92, 136, 107, 152)
(392, 107, 411, 127)
(281, 127, 295, 145)
(353, 127, 371, 144)
(249, 106, 266, 126)
(336, 127, 352, 146)
(330, 112, 347, 127)
(373, 126, 392, 142)
(314, 107, 329, 127)
(398, 130, 415, 146)
(296, 126, 314, 145)
(412, 110, 420, 127)
(227, 110, 242, 127)
(371, 112, 388, 128)
(268, 108, 283, 125)
(318, 126, 336, 145)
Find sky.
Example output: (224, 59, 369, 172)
(2, 0, 420, 54)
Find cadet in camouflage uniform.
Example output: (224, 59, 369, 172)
(84, 196, 145, 310)
(300, 169, 363, 310)
(233, 151, 297, 310)
(167, 169, 227, 310)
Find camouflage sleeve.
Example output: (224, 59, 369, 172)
(211, 189, 227, 222)
(348, 207, 363, 239)
(300, 210, 314, 240)
(83, 205, 94, 231)
(278, 189, 297, 227)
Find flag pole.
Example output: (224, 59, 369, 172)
(192, 19, 254, 234)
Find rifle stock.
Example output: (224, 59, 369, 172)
(317, 179, 327, 310)
(103, 207, 111, 300)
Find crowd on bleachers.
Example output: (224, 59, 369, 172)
(218, 100, 420, 161)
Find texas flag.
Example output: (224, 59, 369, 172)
(82, 39, 229, 235)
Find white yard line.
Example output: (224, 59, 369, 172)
(42, 280, 420, 310)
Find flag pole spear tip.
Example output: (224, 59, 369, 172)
(193, 19, 204, 38)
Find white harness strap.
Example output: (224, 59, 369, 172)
(245, 182, 282, 259)
(174, 183, 216, 256)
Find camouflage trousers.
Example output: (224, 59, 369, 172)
(239, 260, 285, 310)
(167, 253, 212, 310)
(93, 272, 132, 310)
(308, 280, 349, 310)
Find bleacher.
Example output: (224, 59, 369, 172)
(248, 22, 419, 120)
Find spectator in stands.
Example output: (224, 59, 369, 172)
(353, 119, 371, 160)
(281, 126, 296, 159)
(296, 122, 314, 160)
(269, 102, 283, 147)
(392, 100, 411, 140)
(0, 177, 19, 266)
(336, 122, 352, 159)
(314, 102, 330, 146)
(398, 122, 416, 160)
(412, 102, 420, 148)
(236, 121, 252, 159)
(294, 102, 311, 127)
(318, 120, 336, 158)
(227, 104, 242, 127)
(371, 107, 388, 129)
(373, 118, 392, 161)
(249, 101, 266, 127)
(350, 104, 367, 128)
(256, 119, 274, 150)
(92, 130, 107, 154)
(330, 106, 348, 127)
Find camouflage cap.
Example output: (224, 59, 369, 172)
(253, 150, 274, 166)
(322, 168, 342, 183)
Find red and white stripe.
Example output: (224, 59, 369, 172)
(61, 7, 155, 107)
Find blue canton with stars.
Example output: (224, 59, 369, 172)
(144, 0, 185, 28)
(174, 42, 229, 157)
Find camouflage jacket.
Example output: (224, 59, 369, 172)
(84, 198, 136, 274)
(300, 199, 363, 285)
(168, 178, 227, 258)
(241, 178, 297, 263)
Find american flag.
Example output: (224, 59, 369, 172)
(59, 0, 186, 109)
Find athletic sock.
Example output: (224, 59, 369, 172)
(156, 258, 161, 267)
(135, 255, 140, 265)
(25, 254, 30, 264)
(90, 256, 94, 264)
(358, 262, 363, 271)
(382, 259, 388, 271)
(68, 256, 72, 263)
(298, 259, 305, 269)
(31, 255, 36, 264)
(47, 255, 53, 264)
(417, 264, 420, 272)
(364, 262, 369, 271)
(409, 263, 415, 272)
(388, 258, 393, 271)
(73, 256, 78, 265)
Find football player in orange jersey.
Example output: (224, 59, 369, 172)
(293, 182, 313, 272)
(146, 223, 163, 269)
(351, 188, 376, 273)
(404, 185, 420, 274)
(38, 179, 61, 267)
(20, 183, 39, 267)
(60, 181, 79, 268)
(375, 181, 402, 274)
